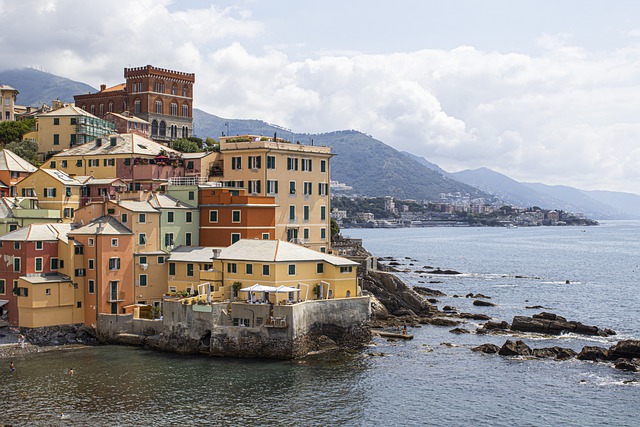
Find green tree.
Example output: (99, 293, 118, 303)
(171, 138, 201, 153)
(330, 218, 340, 242)
(5, 139, 39, 166)
(0, 119, 34, 146)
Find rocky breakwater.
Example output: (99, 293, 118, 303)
(476, 312, 616, 337)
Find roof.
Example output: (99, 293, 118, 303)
(0, 223, 73, 243)
(20, 274, 72, 284)
(69, 215, 133, 236)
(102, 83, 126, 93)
(52, 133, 181, 157)
(40, 105, 99, 118)
(40, 169, 84, 186)
(84, 177, 127, 186)
(218, 239, 358, 266)
(168, 246, 223, 263)
(106, 112, 149, 124)
(0, 150, 37, 173)
(148, 193, 195, 209)
(115, 200, 159, 213)
(181, 152, 217, 159)
(0, 84, 18, 92)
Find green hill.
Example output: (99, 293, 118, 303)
(0, 68, 96, 107)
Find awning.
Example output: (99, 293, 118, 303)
(274, 286, 301, 293)
(0, 300, 9, 308)
(239, 284, 277, 293)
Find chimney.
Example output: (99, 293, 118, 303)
(100, 84, 106, 91)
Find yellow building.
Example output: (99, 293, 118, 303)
(0, 84, 19, 121)
(15, 169, 84, 221)
(17, 274, 84, 328)
(201, 239, 359, 303)
(217, 135, 332, 253)
(167, 246, 221, 295)
(24, 105, 115, 156)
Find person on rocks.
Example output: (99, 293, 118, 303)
(403, 322, 408, 335)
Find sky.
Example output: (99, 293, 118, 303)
(1, 0, 640, 193)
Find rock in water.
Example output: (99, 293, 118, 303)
(608, 340, 640, 360)
(498, 340, 532, 356)
(471, 344, 501, 354)
(577, 346, 609, 361)
(473, 300, 496, 307)
(614, 359, 640, 372)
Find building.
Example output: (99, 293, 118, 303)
(0, 197, 61, 236)
(23, 105, 115, 156)
(0, 223, 74, 326)
(167, 246, 220, 295)
(15, 169, 84, 221)
(0, 84, 19, 121)
(216, 135, 332, 252)
(0, 149, 37, 197)
(148, 193, 199, 250)
(104, 111, 150, 137)
(74, 65, 195, 144)
(199, 187, 277, 247)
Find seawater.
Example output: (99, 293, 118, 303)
(2, 221, 639, 426)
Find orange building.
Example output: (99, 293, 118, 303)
(199, 187, 277, 247)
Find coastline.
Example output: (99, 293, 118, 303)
(0, 342, 91, 359)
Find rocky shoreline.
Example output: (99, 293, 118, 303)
(363, 253, 639, 373)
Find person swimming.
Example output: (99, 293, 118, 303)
(9, 361, 15, 372)
(68, 368, 75, 375)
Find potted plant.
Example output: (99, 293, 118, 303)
(232, 281, 242, 300)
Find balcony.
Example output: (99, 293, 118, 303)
(107, 291, 126, 303)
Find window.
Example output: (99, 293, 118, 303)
(288, 264, 296, 275)
(88, 280, 95, 294)
(35, 241, 43, 250)
(167, 211, 174, 223)
(231, 233, 241, 244)
(317, 263, 324, 274)
(169, 263, 176, 275)
(121, 213, 128, 223)
(45, 288, 51, 296)
(171, 103, 177, 116)
(185, 232, 192, 246)
(35, 257, 43, 272)
(109, 258, 121, 270)
(232, 210, 241, 223)
(289, 181, 296, 195)
(262, 233, 269, 240)
(13, 257, 20, 273)
(340, 266, 354, 273)
(61, 160, 67, 168)
(321, 228, 326, 239)
(304, 206, 310, 221)
(209, 210, 218, 222)
(227, 263, 237, 274)
(320, 160, 327, 173)
(77, 301, 82, 308)
(248, 156, 261, 169)
(74, 245, 83, 255)
(289, 206, 295, 221)
(139, 234, 147, 245)
(53, 118, 60, 125)
(248, 180, 261, 194)
(318, 183, 328, 196)
(287, 157, 298, 171)
(134, 100, 141, 114)
(88, 238, 94, 246)
(303, 182, 312, 195)
(165, 233, 174, 247)
(301, 159, 312, 171)
(44, 188, 57, 197)
(303, 228, 310, 239)
(188, 191, 195, 201)
(186, 264, 194, 277)
(262, 264, 270, 275)
(186, 212, 192, 223)
(136, 273, 148, 287)
(111, 238, 118, 247)
(103, 158, 115, 167)
(246, 264, 253, 275)
(0, 279, 5, 295)
(14, 242, 20, 250)
(267, 180, 278, 194)
(182, 104, 189, 117)
(139, 256, 147, 265)
(321, 205, 327, 220)
(65, 187, 72, 197)
(88, 259, 94, 270)
(267, 155, 276, 169)
(155, 100, 162, 113)
(71, 117, 77, 125)
(51, 258, 59, 270)
(64, 208, 75, 219)
(76, 159, 83, 167)
(231, 156, 242, 170)
(75, 268, 85, 277)
(158, 256, 165, 264)
(135, 214, 145, 224)
(88, 159, 99, 167)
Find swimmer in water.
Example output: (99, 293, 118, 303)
(9, 361, 15, 372)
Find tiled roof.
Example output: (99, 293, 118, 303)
(148, 193, 195, 209)
(52, 133, 180, 157)
(106, 112, 149, 124)
(0, 223, 73, 242)
(0, 150, 37, 173)
(168, 246, 223, 262)
(116, 200, 159, 213)
(218, 239, 358, 266)
(69, 216, 133, 235)
(40, 169, 83, 186)
(40, 105, 98, 118)
(102, 83, 126, 93)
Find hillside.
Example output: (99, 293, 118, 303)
(0, 68, 96, 106)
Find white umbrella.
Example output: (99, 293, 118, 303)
(239, 284, 277, 293)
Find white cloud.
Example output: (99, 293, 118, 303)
(1, 1, 640, 192)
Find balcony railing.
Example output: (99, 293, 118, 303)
(107, 291, 126, 302)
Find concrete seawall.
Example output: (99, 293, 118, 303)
(97, 297, 371, 359)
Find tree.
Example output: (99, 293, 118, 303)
(5, 139, 39, 166)
(330, 218, 340, 242)
(171, 138, 201, 153)
(0, 119, 34, 146)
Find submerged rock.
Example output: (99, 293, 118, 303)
(473, 300, 496, 307)
(449, 328, 471, 334)
(614, 359, 640, 372)
(413, 286, 446, 297)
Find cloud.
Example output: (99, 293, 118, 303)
(1, 1, 640, 192)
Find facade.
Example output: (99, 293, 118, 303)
(0, 197, 61, 236)
(199, 187, 276, 247)
(24, 105, 115, 156)
(217, 135, 332, 252)
(0, 84, 19, 122)
(0, 149, 37, 197)
(0, 223, 73, 326)
(148, 193, 199, 250)
(74, 65, 195, 144)
(104, 112, 150, 137)
(167, 246, 220, 295)
(15, 169, 84, 221)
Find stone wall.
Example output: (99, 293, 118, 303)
(96, 314, 163, 342)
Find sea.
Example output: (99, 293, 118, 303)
(1, 221, 639, 426)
